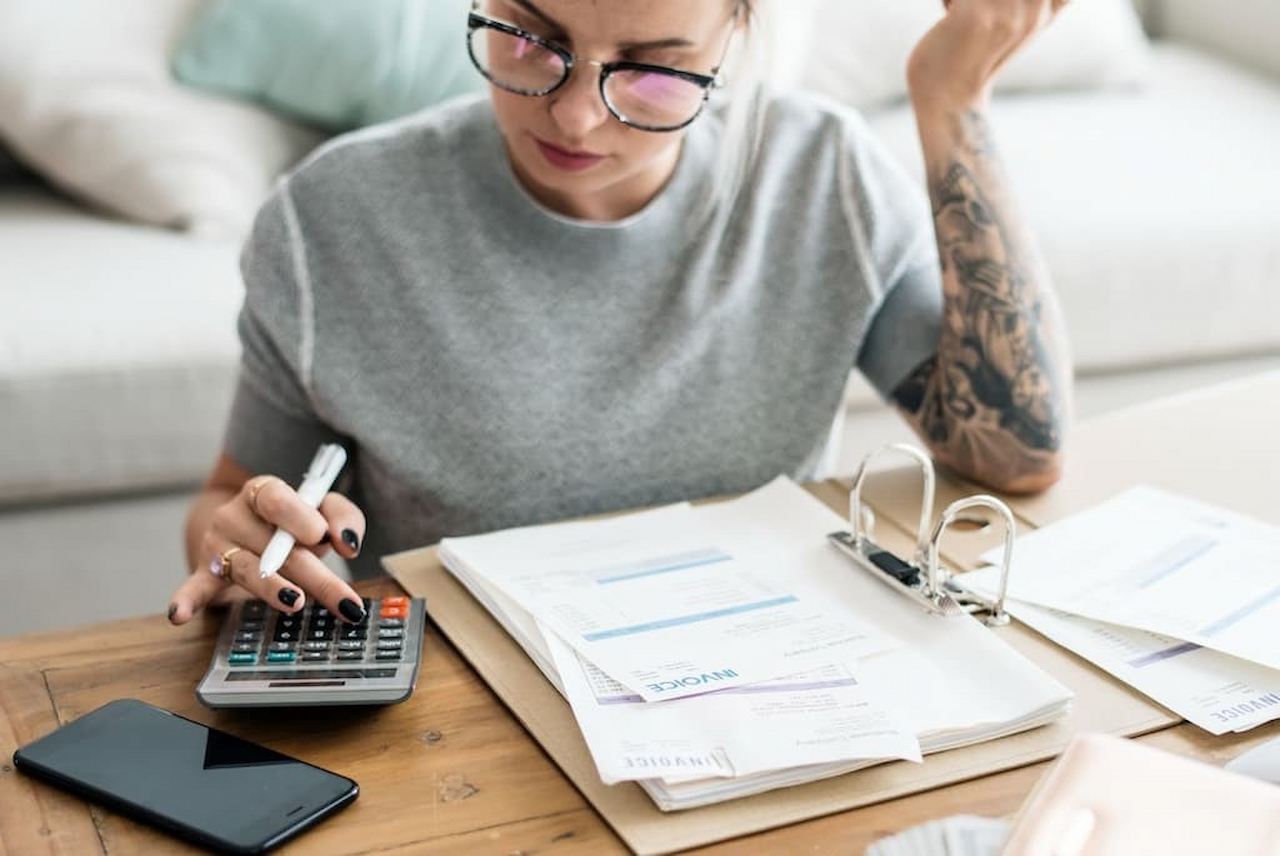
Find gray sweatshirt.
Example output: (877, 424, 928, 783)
(224, 92, 943, 577)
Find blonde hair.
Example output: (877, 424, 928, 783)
(698, 0, 775, 227)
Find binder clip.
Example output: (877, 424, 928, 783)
(827, 443, 1014, 627)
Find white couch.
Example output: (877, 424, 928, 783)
(3, 2, 1278, 505)
(6, 0, 1277, 511)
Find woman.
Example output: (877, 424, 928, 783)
(169, 0, 1070, 626)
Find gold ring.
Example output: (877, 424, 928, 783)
(210, 546, 243, 579)
(247, 477, 273, 517)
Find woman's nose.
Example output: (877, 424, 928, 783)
(548, 63, 611, 140)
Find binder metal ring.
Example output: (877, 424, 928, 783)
(828, 443, 1018, 625)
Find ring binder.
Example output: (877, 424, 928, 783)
(828, 443, 1014, 626)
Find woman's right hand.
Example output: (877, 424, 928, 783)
(168, 474, 369, 625)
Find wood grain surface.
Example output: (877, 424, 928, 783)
(4, 372, 1278, 854)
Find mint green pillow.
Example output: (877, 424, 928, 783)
(173, 0, 485, 131)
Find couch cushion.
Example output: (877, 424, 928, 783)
(172, 0, 486, 131)
(0, 0, 322, 238)
(0, 187, 241, 503)
(865, 44, 1280, 373)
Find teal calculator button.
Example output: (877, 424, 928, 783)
(266, 651, 296, 663)
(229, 653, 257, 665)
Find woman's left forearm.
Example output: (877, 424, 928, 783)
(893, 101, 1071, 493)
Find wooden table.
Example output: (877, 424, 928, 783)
(5, 372, 1280, 854)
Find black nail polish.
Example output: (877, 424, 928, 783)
(167, 604, 178, 622)
(339, 598, 366, 624)
(278, 588, 300, 607)
(341, 528, 360, 553)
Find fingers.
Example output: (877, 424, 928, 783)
(276, 547, 368, 624)
(241, 476, 328, 546)
(168, 566, 228, 625)
(199, 531, 310, 615)
(211, 495, 277, 555)
(319, 492, 366, 561)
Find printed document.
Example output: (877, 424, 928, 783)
(441, 502, 898, 700)
(966, 486, 1280, 671)
(545, 626, 921, 784)
(956, 585, 1280, 734)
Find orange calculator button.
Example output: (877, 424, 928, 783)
(382, 596, 408, 609)
(380, 605, 408, 619)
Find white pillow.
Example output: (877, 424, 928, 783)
(0, 0, 322, 237)
(786, 0, 1152, 111)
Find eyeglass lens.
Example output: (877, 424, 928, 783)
(469, 23, 709, 130)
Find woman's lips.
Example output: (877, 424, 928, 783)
(534, 137, 606, 172)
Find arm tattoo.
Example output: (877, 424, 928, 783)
(893, 110, 1066, 489)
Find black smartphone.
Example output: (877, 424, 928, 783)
(12, 698, 358, 854)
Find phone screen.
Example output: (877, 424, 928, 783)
(14, 699, 357, 852)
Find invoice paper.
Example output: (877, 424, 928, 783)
(544, 625, 921, 784)
(956, 581, 1280, 734)
(441, 501, 899, 701)
(966, 486, 1280, 671)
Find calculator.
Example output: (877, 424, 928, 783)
(196, 596, 426, 708)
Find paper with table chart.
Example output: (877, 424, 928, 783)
(961, 485, 1280, 734)
(965, 485, 1280, 669)
(439, 476, 1072, 811)
(439, 501, 898, 702)
(545, 629, 923, 784)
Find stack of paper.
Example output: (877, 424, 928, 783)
(867, 815, 1010, 856)
(960, 486, 1280, 735)
(439, 477, 1072, 811)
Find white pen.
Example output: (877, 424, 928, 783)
(259, 443, 348, 579)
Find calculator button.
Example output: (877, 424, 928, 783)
(378, 617, 404, 629)
(229, 653, 257, 665)
(302, 641, 331, 652)
(375, 651, 402, 661)
(382, 596, 408, 609)
(338, 640, 366, 651)
(267, 651, 296, 663)
(242, 602, 267, 618)
(301, 652, 330, 662)
(377, 639, 402, 650)
(379, 606, 408, 620)
(234, 631, 260, 643)
(239, 620, 264, 632)
(232, 643, 258, 654)
(339, 626, 367, 641)
(305, 628, 334, 642)
(269, 642, 296, 653)
(272, 630, 298, 643)
(378, 628, 404, 639)
(337, 651, 364, 661)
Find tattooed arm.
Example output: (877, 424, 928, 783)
(891, 108, 1070, 493)
(891, 0, 1072, 494)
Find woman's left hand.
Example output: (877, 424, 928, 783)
(907, 0, 1071, 112)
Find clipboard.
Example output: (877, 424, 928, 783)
(383, 470, 1176, 855)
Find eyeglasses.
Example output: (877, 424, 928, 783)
(466, 5, 734, 133)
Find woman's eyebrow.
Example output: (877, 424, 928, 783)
(507, 0, 694, 51)
(510, 0, 562, 30)
(617, 36, 695, 51)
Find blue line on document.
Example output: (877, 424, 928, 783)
(581, 596, 798, 641)
(595, 549, 732, 585)
(1135, 536, 1218, 589)
(1199, 584, 1280, 637)
(1126, 641, 1201, 669)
